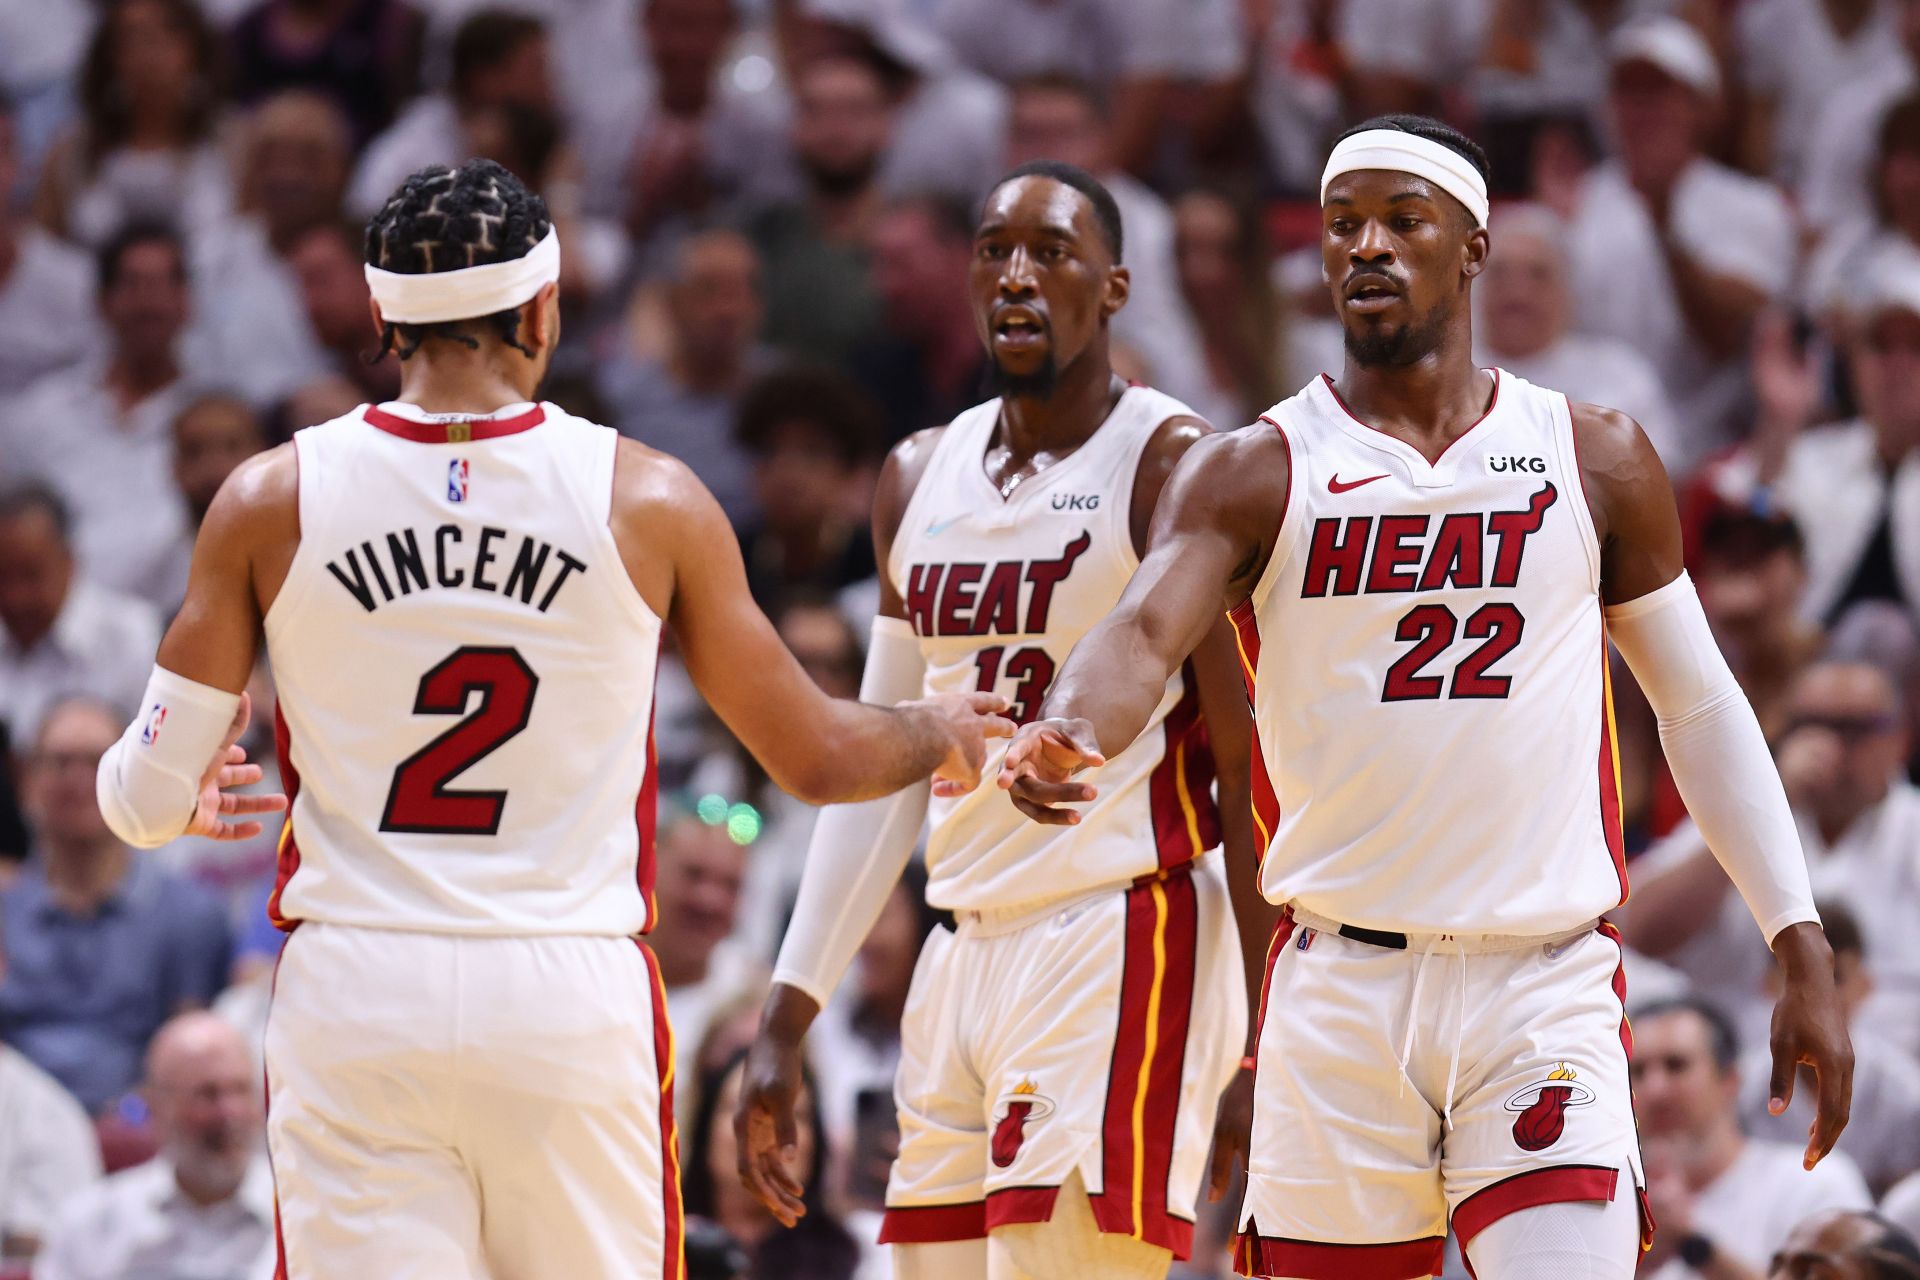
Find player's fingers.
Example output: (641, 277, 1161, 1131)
(223, 793, 289, 815)
(1009, 793, 1080, 826)
(1011, 777, 1097, 806)
(220, 692, 252, 753)
(932, 778, 970, 799)
(981, 714, 1017, 740)
(966, 691, 1013, 716)
(211, 819, 266, 842)
(1806, 1049, 1854, 1169)
(217, 763, 264, 788)
(1207, 1133, 1234, 1202)
(1767, 1036, 1797, 1115)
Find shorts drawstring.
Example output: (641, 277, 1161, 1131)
(1396, 933, 1469, 1131)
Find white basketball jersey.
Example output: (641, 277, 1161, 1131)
(263, 401, 663, 937)
(1232, 370, 1626, 936)
(891, 386, 1220, 913)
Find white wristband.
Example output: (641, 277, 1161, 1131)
(96, 666, 240, 849)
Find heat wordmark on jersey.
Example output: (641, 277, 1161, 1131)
(1300, 482, 1557, 597)
(904, 530, 1091, 637)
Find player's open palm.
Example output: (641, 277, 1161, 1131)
(916, 691, 1016, 797)
(997, 718, 1105, 824)
(735, 1035, 809, 1227)
(185, 692, 288, 842)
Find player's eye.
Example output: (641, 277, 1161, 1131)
(1394, 216, 1422, 231)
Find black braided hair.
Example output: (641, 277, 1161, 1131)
(362, 159, 553, 361)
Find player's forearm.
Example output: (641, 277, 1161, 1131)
(1219, 784, 1279, 1053)
(797, 701, 951, 805)
(1040, 612, 1186, 758)
(758, 982, 823, 1049)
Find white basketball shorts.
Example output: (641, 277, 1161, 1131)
(1235, 912, 1652, 1279)
(879, 853, 1246, 1260)
(264, 922, 683, 1279)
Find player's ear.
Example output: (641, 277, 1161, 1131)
(525, 281, 561, 356)
(1103, 264, 1130, 319)
(1462, 225, 1490, 282)
(369, 298, 386, 338)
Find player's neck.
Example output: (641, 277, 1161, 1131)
(394, 352, 539, 417)
(997, 360, 1123, 460)
(1335, 337, 1489, 460)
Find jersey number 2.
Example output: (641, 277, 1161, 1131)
(381, 646, 541, 835)
(1381, 603, 1525, 701)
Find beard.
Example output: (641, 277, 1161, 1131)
(1344, 304, 1452, 369)
(982, 353, 1059, 400)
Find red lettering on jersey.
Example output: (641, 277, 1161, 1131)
(1487, 483, 1558, 588)
(1021, 530, 1092, 632)
(1366, 515, 1430, 593)
(938, 564, 985, 637)
(905, 564, 945, 635)
(1301, 516, 1372, 598)
(1417, 513, 1484, 591)
(976, 562, 1024, 636)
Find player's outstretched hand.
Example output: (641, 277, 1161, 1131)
(1206, 1063, 1255, 1202)
(735, 1032, 810, 1227)
(915, 691, 1016, 797)
(184, 692, 288, 842)
(1766, 921, 1854, 1170)
(996, 718, 1104, 825)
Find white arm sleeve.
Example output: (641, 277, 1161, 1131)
(771, 616, 931, 1008)
(1605, 573, 1818, 943)
(95, 666, 241, 850)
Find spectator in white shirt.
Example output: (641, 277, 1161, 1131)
(1566, 17, 1796, 477)
(1003, 74, 1209, 409)
(35, 1012, 274, 1280)
(0, 486, 158, 747)
(1741, 903, 1920, 1196)
(1798, 0, 1920, 234)
(1474, 202, 1678, 457)
(1735, 0, 1907, 187)
(0, 96, 99, 399)
(1637, 998, 1873, 1280)
(0, 921, 100, 1271)
(0, 224, 196, 599)
(140, 395, 267, 614)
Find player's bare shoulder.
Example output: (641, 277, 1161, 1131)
(1566, 400, 1685, 601)
(875, 426, 947, 544)
(609, 435, 731, 618)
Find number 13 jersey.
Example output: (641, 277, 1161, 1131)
(891, 385, 1221, 915)
(263, 401, 663, 937)
(1231, 370, 1627, 937)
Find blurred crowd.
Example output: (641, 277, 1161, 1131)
(2, 0, 1920, 1277)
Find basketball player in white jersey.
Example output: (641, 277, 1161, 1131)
(999, 118, 1855, 1278)
(733, 162, 1276, 1280)
(90, 160, 1011, 1280)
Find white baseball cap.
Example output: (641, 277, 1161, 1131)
(1608, 16, 1721, 100)
(1863, 248, 1920, 322)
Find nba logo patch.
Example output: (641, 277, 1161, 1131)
(139, 703, 167, 746)
(1296, 928, 1315, 951)
(447, 459, 469, 503)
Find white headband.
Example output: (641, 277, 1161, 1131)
(1320, 130, 1489, 229)
(365, 226, 561, 324)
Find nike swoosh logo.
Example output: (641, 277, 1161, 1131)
(924, 515, 965, 536)
(1327, 473, 1390, 493)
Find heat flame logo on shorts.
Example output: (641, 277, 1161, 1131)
(1505, 1062, 1596, 1152)
(990, 1079, 1055, 1169)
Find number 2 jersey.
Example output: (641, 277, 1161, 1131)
(263, 401, 663, 936)
(1231, 370, 1626, 937)
(891, 385, 1221, 914)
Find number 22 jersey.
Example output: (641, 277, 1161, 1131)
(263, 401, 663, 936)
(1231, 370, 1627, 937)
